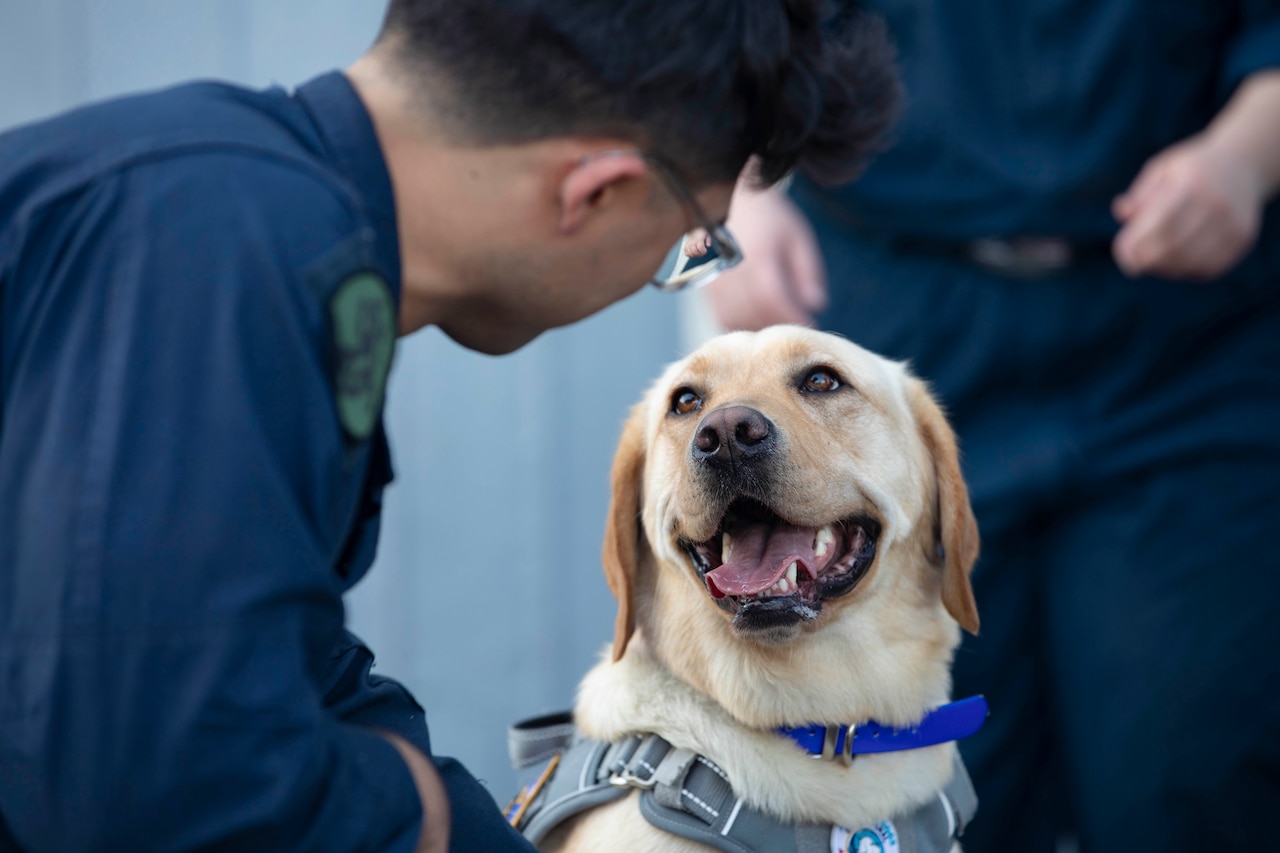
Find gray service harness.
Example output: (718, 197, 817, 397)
(504, 710, 979, 853)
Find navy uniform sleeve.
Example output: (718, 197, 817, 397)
(0, 157, 422, 850)
(320, 633, 542, 853)
(324, 630, 434, 758)
(1224, 1, 1280, 93)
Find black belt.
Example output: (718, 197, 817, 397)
(792, 180, 1115, 278)
(890, 234, 1115, 278)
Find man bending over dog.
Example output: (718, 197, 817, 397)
(0, 0, 898, 850)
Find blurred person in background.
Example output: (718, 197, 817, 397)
(703, 1, 1280, 850)
(0, 1, 899, 850)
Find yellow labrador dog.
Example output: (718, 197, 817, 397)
(514, 326, 982, 852)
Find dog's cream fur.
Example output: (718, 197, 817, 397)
(544, 327, 979, 852)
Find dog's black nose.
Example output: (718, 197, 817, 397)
(693, 406, 775, 465)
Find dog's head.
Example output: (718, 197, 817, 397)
(602, 327, 978, 722)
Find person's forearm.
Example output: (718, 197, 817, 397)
(1204, 69, 1280, 203)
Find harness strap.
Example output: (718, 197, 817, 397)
(508, 710, 577, 769)
(506, 713, 978, 853)
(509, 735, 627, 845)
(639, 751, 816, 853)
(640, 748, 977, 853)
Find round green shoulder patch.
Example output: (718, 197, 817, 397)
(329, 271, 395, 441)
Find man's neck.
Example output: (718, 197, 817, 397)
(346, 52, 473, 337)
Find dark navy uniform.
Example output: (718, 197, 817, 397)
(0, 72, 535, 851)
(804, 2, 1280, 850)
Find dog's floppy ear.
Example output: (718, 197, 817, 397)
(908, 379, 980, 635)
(601, 403, 647, 661)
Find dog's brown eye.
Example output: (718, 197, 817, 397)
(802, 369, 841, 393)
(672, 388, 703, 415)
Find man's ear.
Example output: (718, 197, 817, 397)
(601, 403, 647, 661)
(908, 379, 981, 635)
(558, 150, 648, 235)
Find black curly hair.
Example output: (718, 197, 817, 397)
(378, 0, 899, 189)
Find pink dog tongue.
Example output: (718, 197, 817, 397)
(705, 521, 817, 597)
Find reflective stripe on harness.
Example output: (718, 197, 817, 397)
(506, 713, 978, 853)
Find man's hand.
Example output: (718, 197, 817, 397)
(381, 733, 451, 853)
(703, 182, 828, 331)
(1112, 134, 1264, 280)
(1113, 70, 1280, 281)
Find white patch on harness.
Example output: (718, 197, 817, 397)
(830, 820, 900, 853)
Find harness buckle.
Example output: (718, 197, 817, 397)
(609, 765, 660, 789)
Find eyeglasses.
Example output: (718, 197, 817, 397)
(586, 151, 743, 293)
(645, 155, 742, 292)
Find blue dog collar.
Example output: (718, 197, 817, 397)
(778, 695, 989, 761)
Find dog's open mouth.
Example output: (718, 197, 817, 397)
(680, 498, 880, 632)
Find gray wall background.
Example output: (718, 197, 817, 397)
(0, 0, 710, 805)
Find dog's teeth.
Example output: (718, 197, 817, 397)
(786, 561, 798, 585)
(814, 525, 835, 558)
(722, 532, 732, 562)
